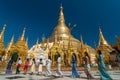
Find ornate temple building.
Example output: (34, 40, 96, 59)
(15, 28, 28, 62)
(0, 25, 28, 63)
(96, 28, 114, 64)
(28, 5, 96, 66)
(0, 5, 119, 67)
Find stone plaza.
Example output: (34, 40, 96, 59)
(0, 70, 120, 80)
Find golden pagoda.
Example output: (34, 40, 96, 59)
(0, 24, 6, 57)
(49, 5, 80, 50)
(96, 28, 113, 63)
(48, 5, 82, 66)
(16, 28, 28, 61)
(29, 5, 96, 66)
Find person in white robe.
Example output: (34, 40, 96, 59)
(30, 58, 36, 75)
(38, 58, 43, 74)
(45, 56, 52, 76)
(56, 54, 63, 77)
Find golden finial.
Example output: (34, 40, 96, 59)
(46, 38, 49, 49)
(58, 4, 65, 24)
(80, 35, 84, 49)
(7, 35, 14, 52)
(80, 35, 83, 44)
(41, 34, 45, 48)
(115, 35, 120, 43)
(98, 27, 108, 46)
(36, 38, 39, 48)
(11, 35, 14, 43)
(0, 24, 6, 39)
(42, 34, 45, 43)
(21, 27, 26, 41)
(60, 4, 63, 11)
(47, 38, 49, 45)
(25, 37, 28, 47)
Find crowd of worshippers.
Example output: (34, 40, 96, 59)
(0, 50, 120, 80)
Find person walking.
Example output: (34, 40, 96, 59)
(45, 56, 52, 76)
(38, 58, 43, 75)
(72, 53, 80, 78)
(23, 58, 29, 74)
(56, 54, 63, 77)
(16, 58, 22, 74)
(83, 52, 94, 79)
(30, 58, 36, 75)
(97, 50, 113, 80)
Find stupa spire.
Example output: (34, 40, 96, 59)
(25, 38, 28, 47)
(80, 35, 84, 49)
(7, 35, 14, 52)
(98, 27, 108, 46)
(0, 24, 6, 39)
(80, 35, 83, 44)
(58, 4, 65, 25)
(42, 34, 45, 44)
(21, 27, 26, 41)
(46, 38, 49, 49)
(36, 38, 39, 48)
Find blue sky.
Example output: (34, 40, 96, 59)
(0, 0, 120, 49)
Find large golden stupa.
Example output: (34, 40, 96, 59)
(0, 5, 118, 67)
(49, 5, 80, 50)
(29, 5, 96, 66)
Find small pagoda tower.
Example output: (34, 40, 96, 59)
(96, 28, 113, 64)
(0, 24, 6, 57)
(16, 28, 28, 61)
(5, 35, 14, 60)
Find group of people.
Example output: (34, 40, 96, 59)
(10, 50, 115, 80)
(15, 53, 64, 77)
(15, 56, 52, 76)
(71, 50, 113, 80)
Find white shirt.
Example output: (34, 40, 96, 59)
(18, 60, 22, 64)
(57, 57, 61, 63)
